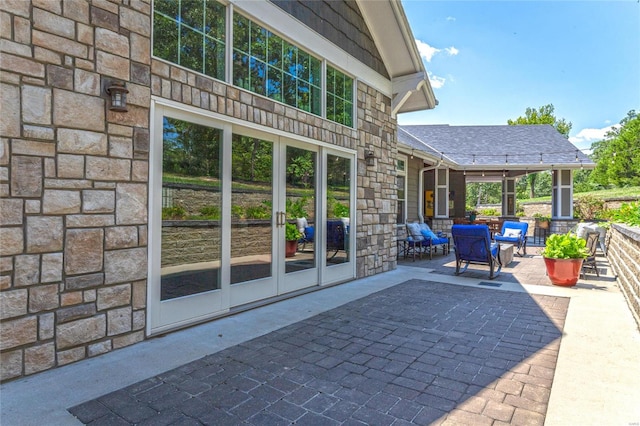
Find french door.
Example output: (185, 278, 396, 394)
(149, 103, 355, 335)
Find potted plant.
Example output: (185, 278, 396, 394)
(285, 222, 302, 257)
(541, 233, 588, 286)
(533, 213, 551, 229)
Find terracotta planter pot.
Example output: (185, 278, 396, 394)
(537, 220, 550, 229)
(544, 257, 584, 286)
(285, 240, 298, 258)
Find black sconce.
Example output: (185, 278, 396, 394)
(365, 150, 376, 166)
(106, 80, 129, 112)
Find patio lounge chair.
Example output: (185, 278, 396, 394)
(451, 224, 502, 279)
(494, 220, 528, 256)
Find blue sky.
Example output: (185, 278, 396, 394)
(398, 0, 640, 152)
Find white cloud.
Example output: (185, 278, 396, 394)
(428, 72, 446, 89)
(444, 47, 459, 56)
(446, 16, 456, 21)
(569, 125, 617, 151)
(415, 39, 459, 63)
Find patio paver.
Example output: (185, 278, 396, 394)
(69, 280, 569, 425)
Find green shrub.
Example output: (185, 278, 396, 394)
(542, 233, 588, 259)
(162, 205, 186, 220)
(285, 222, 302, 241)
(198, 205, 220, 220)
(574, 194, 605, 220)
(479, 208, 500, 216)
(245, 204, 271, 219)
(610, 201, 640, 227)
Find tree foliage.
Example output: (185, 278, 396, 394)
(590, 110, 640, 187)
(507, 104, 572, 198)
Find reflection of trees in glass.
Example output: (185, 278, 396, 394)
(163, 117, 221, 178)
(153, 0, 225, 80)
(326, 66, 354, 127)
(233, 12, 321, 115)
(287, 147, 315, 189)
(232, 135, 272, 183)
(327, 155, 350, 217)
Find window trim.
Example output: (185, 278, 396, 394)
(396, 154, 408, 224)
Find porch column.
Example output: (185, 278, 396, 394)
(502, 177, 516, 217)
(552, 169, 573, 219)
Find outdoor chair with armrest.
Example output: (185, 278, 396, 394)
(581, 231, 600, 279)
(494, 220, 528, 256)
(451, 224, 502, 279)
(406, 222, 449, 259)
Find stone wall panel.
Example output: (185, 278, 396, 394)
(56, 315, 106, 350)
(0, 289, 28, 320)
(64, 228, 104, 274)
(97, 284, 131, 310)
(0, 350, 23, 381)
(0, 317, 38, 351)
(28, 284, 59, 312)
(26, 216, 63, 253)
(11, 155, 42, 197)
(24, 342, 56, 375)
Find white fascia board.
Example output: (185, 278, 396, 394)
(230, 0, 392, 97)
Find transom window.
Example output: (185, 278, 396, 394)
(326, 66, 354, 127)
(233, 13, 321, 115)
(153, 0, 226, 81)
(152, 0, 355, 127)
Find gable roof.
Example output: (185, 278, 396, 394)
(399, 124, 595, 170)
(357, 0, 437, 114)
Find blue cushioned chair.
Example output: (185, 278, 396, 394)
(493, 221, 528, 256)
(406, 222, 449, 259)
(451, 224, 502, 279)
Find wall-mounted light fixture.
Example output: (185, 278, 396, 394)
(106, 80, 129, 112)
(365, 150, 376, 167)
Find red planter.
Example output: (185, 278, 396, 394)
(285, 240, 298, 258)
(544, 257, 584, 286)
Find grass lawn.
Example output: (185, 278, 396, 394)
(521, 186, 640, 203)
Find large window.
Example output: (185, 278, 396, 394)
(326, 66, 354, 127)
(152, 0, 355, 126)
(153, 0, 226, 80)
(233, 13, 321, 115)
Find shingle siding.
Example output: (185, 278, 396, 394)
(270, 0, 389, 78)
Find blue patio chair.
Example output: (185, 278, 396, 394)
(326, 219, 346, 259)
(494, 220, 528, 256)
(451, 224, 502, 279)
(406, 222, 449, 259)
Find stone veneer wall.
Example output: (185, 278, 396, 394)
(1, 0, 398, 380)
(1, 1, 151, 381)
(607, 224, 640, 330)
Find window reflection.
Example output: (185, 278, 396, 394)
(326, 155, 350, 265)
(160, 117, 222, 300)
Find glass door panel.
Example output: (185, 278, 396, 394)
(230, 134, 274, 285)
(326, 154, 350, 265)
(160, 117, 222, 300)
(285, 146, 317, 274)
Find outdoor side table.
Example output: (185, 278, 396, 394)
(397, 239, 423, 261)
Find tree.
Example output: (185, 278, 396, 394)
(590, 110, 640, 187)
(507, 104, 572, 198)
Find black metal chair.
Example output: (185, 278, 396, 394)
(581, 231, 600, 278)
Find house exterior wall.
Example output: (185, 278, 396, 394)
(0, 0, 398, 381)
(269, 0, 388, 78)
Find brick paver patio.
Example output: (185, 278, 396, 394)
(69, 280, 569, 425)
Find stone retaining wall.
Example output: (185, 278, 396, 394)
(607, 224, 640, 330)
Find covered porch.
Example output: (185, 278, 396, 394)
(397, 124, 595, 235)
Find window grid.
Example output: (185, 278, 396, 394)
(152, 0, 356, 127)
(153, 0, 226, 80)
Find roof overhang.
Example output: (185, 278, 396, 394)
(357, 0, 437, 116)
